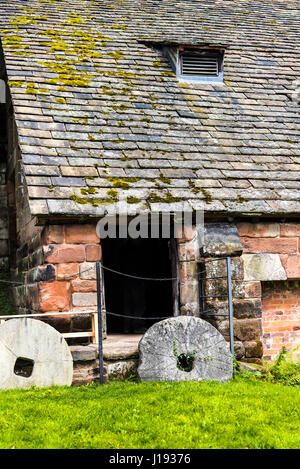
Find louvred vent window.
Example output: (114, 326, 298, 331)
(181, 53, 219, 76)
(162, 46, 224, 83)
(179, 49, 224, 80)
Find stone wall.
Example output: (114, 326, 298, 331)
(238, 222, 300, 281)
(238, 222, 300, 361)
(177, 221, 300, 364)
(0, 90, 8, 272)
(10, 217, 300, 367)
(12, 223, 103, 337)
(70, 337, 140, 385)
(177, 225, 262, 365)
(0, 162, 8, 272)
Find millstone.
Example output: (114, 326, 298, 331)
(138, 316, 233, 382)
(0, 318, 73, 389)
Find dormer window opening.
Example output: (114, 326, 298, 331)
(163, 46, 225, 83)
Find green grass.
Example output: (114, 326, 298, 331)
(0, 377, 299, 449)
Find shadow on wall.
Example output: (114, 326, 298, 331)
(0, 274, 15, 316)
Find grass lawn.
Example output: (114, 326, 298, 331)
(0, 377, 299, 449)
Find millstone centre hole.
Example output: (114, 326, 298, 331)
(176, 353, 195, 373)
(14, 357, 34, 378)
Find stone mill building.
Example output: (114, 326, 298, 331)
(0, 0, 299, 381)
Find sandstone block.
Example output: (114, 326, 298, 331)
(204, 256, 243, 280)
(106, 359, 138, 381)
(44, 244, 86, 264)
(244, 340, 263, 358)
(57, 263, 79, 280)
(234, 341, 245, 360)
(202, 223, 242, 257)
(72, 314, 93, 332)
(180, 281, 198, 304)
(237, 222, 279, 238)
(72, 292, 97, 307)
(43, 225, 64, 244)
(80, 262, 96, 280)
(70, 344, 98, 362)
(280, 223, 300, 238)
(29, 264, 56, 283)
(280, 254, 300, 279)
(71, 279, 97, 292)
(243, 254, 287, 281)
(65, 224, 99, 244)
(233, 299, 262, 319)
(86, 244, 102, 262)
(39, 281, 70, 312)
(178, 236, 199, 261)
(241, 237, 297, 254)
(234, 319, 262, 342)
(244, 281, 262, 298)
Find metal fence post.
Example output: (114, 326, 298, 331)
(226, 257, 235, 361)
(96, 261, 104, 385)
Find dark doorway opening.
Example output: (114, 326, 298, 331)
(101, 238, 174, 334)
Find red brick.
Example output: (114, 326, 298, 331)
(39, 281, 70, 312)
(43, 225, 64, 244)
(280, 254, 300, 279)
(237, 222, 279, 238)
(57, 263, 79, 280)
(241, 237, 298, 254)
(262, 281, 300, 360)
(280, 223, 300, 238)
(86, 244, 102, 262)
(65, 224, 99, 244)
(44, 244, 86, 264)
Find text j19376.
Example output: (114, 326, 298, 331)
(150, 454, 191, 465)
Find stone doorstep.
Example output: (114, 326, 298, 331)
(69, 334, 143, 362)
(70, 334, 142, 384)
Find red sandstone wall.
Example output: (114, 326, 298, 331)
(238, 222, 300, 279)
(40, 224, 101, 313)
(12, 219, 300, 363)
(262, 281, 300, 361)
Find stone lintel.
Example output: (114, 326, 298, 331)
(242, 253, 287, 281)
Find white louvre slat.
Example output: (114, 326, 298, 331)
(181, 55, 219, 76)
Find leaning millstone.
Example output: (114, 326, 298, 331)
(0, 318, 73, 389)
(138, 316, 233, 382)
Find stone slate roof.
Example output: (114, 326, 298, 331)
(0, 0, 299, 221)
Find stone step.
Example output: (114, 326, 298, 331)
(69, 334, 143, 385)
(69, 334, 142, 362)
